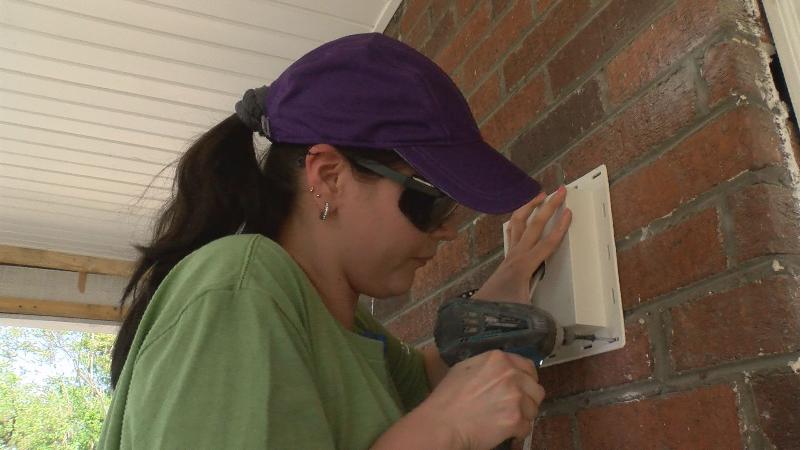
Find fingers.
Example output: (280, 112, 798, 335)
(506, 192, 546, 251)
(523, 206, 572, 270)
(465, 350, 546, 441)
(538, 207, 572, 253)
(509, 358, 545, 405)
(517, 381, 545, 420)
(511, 192, 547, 224)
(518, 186, 567, 250)
(492, 351, 546, 412)
(512, 366, 546, 436)
(503, 351, 538, 382)
(528, 378, 546, 406)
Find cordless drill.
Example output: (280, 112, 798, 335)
(433, 297, 561, 450)
(434, 297, 560, 368)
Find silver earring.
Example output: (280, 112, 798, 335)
(309, 186, 321, 198)
(320, 201, 330, 221)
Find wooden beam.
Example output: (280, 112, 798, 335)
(0, 297, 127, 322)
(77, 271, 87, 293)
(0, 245, 135, 277)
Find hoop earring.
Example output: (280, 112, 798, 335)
(320, 201, 330, 221)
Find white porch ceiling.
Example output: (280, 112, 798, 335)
(0, 0, 401, 260)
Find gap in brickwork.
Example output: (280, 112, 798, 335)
(768, 53, 799, 133)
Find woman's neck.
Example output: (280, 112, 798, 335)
(277, 216, 359, 330)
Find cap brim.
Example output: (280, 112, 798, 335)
(394, 141, 542, 214)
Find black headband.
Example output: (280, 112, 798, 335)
(234, 85, 270, 137)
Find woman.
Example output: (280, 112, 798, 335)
(99, 33, 571, 449)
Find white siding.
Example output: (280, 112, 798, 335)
(0, 0, 401, 259)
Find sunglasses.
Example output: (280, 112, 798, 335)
(348, 156, 459, 232)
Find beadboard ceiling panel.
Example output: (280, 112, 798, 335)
(0, 0, 401, 260)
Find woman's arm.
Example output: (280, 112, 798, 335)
(371, 402, 457, 449)
(422, 345, 450, 389)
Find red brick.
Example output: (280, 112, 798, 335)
(451, 65, 468, 93)
(385, 295, 444, 344)
(456, 0, 481, 21)
(473, 212, 511, 258)
(751, 371, 800, 449)
(538, 321, 652, 398)
(427, 0, 450, 24)
(533, 163, 562, 194)
(562, 64, 697, 182)
(468, 72, 502, 123)
(439, 255, 503, 300)
(617, 209, 726, 309)
(436, 2, 492, 72)
(490, 0, 512, 20)
(410, 230, 471, 299)
(420, 10, 456, 59)
(577, 384, 742, 450)
(404, 6, 432, 50)
(535, 0, 557, 15)
(606, 0, 731, 106)
(548, 0, 666, 95)
(399, 0, 430, 34)
(670, 276, 800, 371)
(504, 0, 591, 89)
(729, 183, 800, 262)
(509, 79, 604, 173)
(703, 40, 765, 108)
(459, 0, 535, 94)
(481, 71, 548, 149)
(531, 415, 572, 450)
(610, 106, 783, 239)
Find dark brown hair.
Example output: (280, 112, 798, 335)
(111, 113, 403, 387)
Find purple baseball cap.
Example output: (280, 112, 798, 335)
(256, 33, 540, 214)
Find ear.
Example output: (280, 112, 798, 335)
(303, 144, 350, 210)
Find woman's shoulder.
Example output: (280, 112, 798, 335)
(148, 234, 269, 294)
(145, 234, 313, 330)
(164, 234, 259, 289)
(173, 233, 309, 296)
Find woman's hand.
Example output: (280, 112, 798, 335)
(473, 186, 572, 304)
(413, 350, 545, 450)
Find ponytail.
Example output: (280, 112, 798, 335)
(110, 114, 301, 387)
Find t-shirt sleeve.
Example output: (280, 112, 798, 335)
(355, 306, 431, 412)
(122, 288, 336, 449)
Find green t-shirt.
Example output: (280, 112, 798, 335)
(98, 234, 430, 449)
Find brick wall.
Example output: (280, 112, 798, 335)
(378, 1, 800, 448)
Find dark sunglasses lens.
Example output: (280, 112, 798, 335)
(399, 189, 457, 231)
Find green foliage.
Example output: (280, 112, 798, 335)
(0, 327, 114, 450)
